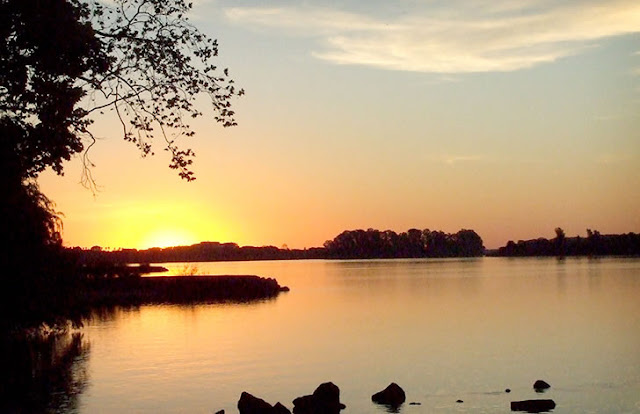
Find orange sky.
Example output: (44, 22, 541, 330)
(38, 0, 640, 250)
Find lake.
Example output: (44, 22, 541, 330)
(41, 257, 640, 413)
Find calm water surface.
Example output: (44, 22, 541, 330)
(74, 257, 640, 413)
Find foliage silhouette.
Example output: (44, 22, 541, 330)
(1, 0, 242, 185)
(323, 228, 484, 259)
(1, 0, 242, 331)
(72, 228, 485, 264)
(495, 229, 640, 257)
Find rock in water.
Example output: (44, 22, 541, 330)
(292, 382, 345, 414)
(239, 392, 288, 414)
(312, 382, 341, 405)
(371, 383, 406, 407)
(511, 399, 556, 412)
(273, 402, 292, 414)
(292, 395, 315, 413)
(533, 380, 551, 392)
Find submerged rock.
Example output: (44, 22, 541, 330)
(371, 383, 406, 407)
(511, 399, 556, 412)
(533, 380, 551, 392)
(292, 382, 345, 414)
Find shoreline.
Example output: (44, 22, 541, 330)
(79, 275, 289, 306)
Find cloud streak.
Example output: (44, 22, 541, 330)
(224, 1, 640, 73)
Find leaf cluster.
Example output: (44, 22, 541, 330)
(0, 0, 108, 178)
(1, 0, 243, 185)
(84, 0, 243, 182)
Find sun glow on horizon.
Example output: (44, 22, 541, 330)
(36, 0, 640, 252)
(140, 228, 198, 249)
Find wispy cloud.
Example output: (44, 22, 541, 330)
(224, 0, 640, 73)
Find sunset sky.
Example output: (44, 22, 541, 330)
(39, 0, 640, 250)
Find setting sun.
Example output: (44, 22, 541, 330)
(141, 228, 197, 249)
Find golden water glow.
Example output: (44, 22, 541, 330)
(81, 259, 640, 413)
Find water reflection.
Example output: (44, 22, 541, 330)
(0, 331, 90, 414)
(7, 258, 639, 413)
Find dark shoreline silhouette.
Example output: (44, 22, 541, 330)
(80, 275, 288, 306)
(69, 228, 640, 265)
(491, 230, 640, 257)
(5, 227, 638, 334)
(68, 227, 485, 265)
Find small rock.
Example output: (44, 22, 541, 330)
(238, 392, 285, 414)
(371, 383, 406, 407)
(273, 402, 291, 414)
(456, 399, 464, 403)
(409, 402, 421, 405)
(533, 380, 551, 392)
(511, 399, 556, 412)
(215, 410, 225, 414)
(505, 388, 511, 393)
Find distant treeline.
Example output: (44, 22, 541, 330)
(67, 228, 485, 265)
(323, 228, 484, 259)
(494, 229, 640, 257)
(66, 242, 326, 266)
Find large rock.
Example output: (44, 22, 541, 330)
(511, 399, 556, 412)
(238, 392, 291, 414)
(371, 383, 406, 407)
(533, 380, 551, 391)
(292, 382, 345, 414)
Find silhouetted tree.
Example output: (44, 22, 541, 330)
(426, 230, 449, 257)
(452, 229, 485, 257)
(2, 0, 242, 185)
(586, 228, 602, 255)
(323, 228, 484, 259)
(405, 228, 424, 257)
(554, 227, 566, 256)
(1, 0, 242, 330)
(496, 229, 640, 257)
